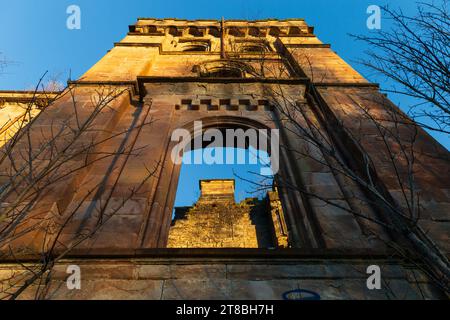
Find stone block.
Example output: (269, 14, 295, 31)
(162, 279, 229, 300)
(229, 280, 297, 300)
(226, 264, 327, 280)
(44, 280, 164, 300)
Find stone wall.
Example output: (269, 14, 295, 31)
(0, 253, 444, 300)
(0, 91, 59, 148)
(167, 180, 275, 248)
(0, 18, 448, 300)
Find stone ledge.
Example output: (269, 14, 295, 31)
(0, 248, 402, 263)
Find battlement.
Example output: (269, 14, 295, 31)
(129, 18, 314, 37)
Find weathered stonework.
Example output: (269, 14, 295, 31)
(267, 189, 289, 248)
(1, 254, 445, 300)
(0, 18, 448, 299)
(0, 91, 59, 148)
(168, 179, 276, 248)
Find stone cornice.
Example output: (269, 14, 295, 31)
(0, 91, 61, 105)
(313, 82, 379, 88)
(66, 78, 380, 104)
(284, 43, 331, 48)
(0, 248, 404, 263)
(114, 42, 284, 59)
(128, 21, 315, 38)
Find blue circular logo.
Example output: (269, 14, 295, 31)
(282, 289, 321, 301)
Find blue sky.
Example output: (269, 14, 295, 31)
(0, 1, 447, 206)
(177, 148, 273, 206)
(1, 0, 419, 90)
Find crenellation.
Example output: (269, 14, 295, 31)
(167, 179, 284, 249)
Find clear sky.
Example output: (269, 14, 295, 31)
(0, 1, 448, 206)
(176, 148, 273, 207)
(1, 0, 419, 90)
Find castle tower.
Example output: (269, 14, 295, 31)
(167, 179, 277, 248)
(0, 18, 448, 300)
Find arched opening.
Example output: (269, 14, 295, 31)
(207, 68, 243, 78)
(166, 122, 290, 249)
(177, 40, 210, 52)
(182, 45, 209, 52)
(194, 60, 258, 78)
(238, 43, 270, 53)
(168, 147, 279, 248)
